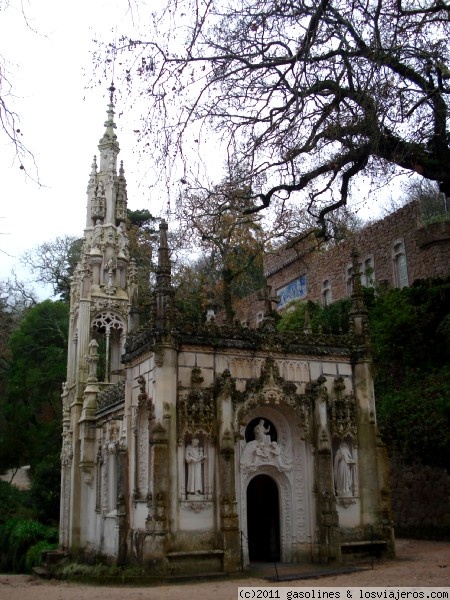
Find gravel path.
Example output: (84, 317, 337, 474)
(0, 539, 448, 600)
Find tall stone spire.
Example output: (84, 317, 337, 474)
(60, 88, 137, 553)
(64, 87, 136, 396)
(86, 83, 125, 229)
(98, 83, 120, 174)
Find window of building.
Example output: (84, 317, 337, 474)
(362, 256, 375, 288)
(392, 240, 409, 288)
(346, 255, 374, 295)
(256, 311, 264, 324)
(321, 279, 332, 306)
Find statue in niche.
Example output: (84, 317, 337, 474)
(241, 419, 291, 472)
(254, 419, 271, 444)
(117, 222, 129, 257)
(92, 220, 102, 249)
(334, 441, 355, 496)
(185, 438, 204, 495)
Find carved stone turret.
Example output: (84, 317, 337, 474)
(60, 89, 137, 555)
(154, 220, 174, 332)
(349, 249, 370, 348)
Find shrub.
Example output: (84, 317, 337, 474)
(0, 518, 58, 572)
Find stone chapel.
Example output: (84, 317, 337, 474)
(59, 101, 394, 574)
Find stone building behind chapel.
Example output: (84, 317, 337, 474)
(59, 103, 394, 573)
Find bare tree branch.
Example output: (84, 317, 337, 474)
(103, 0, 450, 237)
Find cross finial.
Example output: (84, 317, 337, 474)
(108, 81, 116, 104)
(258, 283, 280, 316)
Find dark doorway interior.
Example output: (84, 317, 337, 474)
(246, 474, 280, 562)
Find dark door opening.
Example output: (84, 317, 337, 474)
(246, 474, 280, 562)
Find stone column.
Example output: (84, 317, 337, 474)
(216, 373, 240, 572)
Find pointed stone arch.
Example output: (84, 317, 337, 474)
(91, 310, 126, 383)
(236, 403, 313, 564)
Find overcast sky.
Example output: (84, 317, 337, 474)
(0, 0, 168, 295)
(1, 0, 399, 299)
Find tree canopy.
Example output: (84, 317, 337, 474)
(20, 236, 83, 301)
(109, 0, 450, 237)
(0, 299, 68, 474)
(176, 174, 267, 321)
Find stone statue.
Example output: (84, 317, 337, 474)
(91, 220, 102, 249)
(254, 419, 271, 443)
(185, 438, 204, 495)
(240, 420, 291, 473)
(334, 441, 355, 496)
(117, 222, 129, 257)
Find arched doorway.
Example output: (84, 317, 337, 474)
(246, 474, 280, 562)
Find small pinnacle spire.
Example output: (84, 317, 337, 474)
(100, 83, 118, 146)
(157, 220, 170, 274)
(119, 160, 124, 177)
(109, 81, 116, 104)
(91, 156, 98, 174)
(351, 248, 363, 300)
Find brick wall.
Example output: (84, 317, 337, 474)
(266, 202, 450, 306)
(233, 202, 450, 324)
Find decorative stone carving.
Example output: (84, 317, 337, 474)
(330, 377, 357, 439)
(116, 222, 129, 258)
(107, 421, 120, 453)
(240, 419, 291, 473)
(184, 501, 210, 513)
(191, 367, 204, 386)
(91, 220, 103, 250)
(185, 438, 205, 496)
(315, 375, 330, 450)
(178, 388, 214, 439)
(92, 311, 125, 335)
(86, 339, 99, 383)
(91, 194, 106, 221)
(116, 196, 127, 222)
(91, 298, 128, 316)
(60, 431, 73, 466)
(234, 357, 311, 438)
(334, 440, 356, 497)
(97, 380, 125, 413)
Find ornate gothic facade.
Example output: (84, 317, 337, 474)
(59, 105, 394, 574)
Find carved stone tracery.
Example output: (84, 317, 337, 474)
(177, 388, 215, 440)
(234, 357, 311, 438)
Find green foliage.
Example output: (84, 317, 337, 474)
(126, 208, 158, 322)
(277, 279, 450, 469)
(377, 367, 450, 469)
(28, 453, 61, 523)
(278, 298, 351, 335)
(370, 280, 450, 381)
(0, 481, 32, 521)
(0, 518, 58, 572)
(24, 539, 58, 572)
(173, 260, 210, 326)
(20, 236, 83, 301)
(0, 299, 67, 529)
(371, 279, 450, 469)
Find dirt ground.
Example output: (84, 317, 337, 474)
(0, 539, 448, 600)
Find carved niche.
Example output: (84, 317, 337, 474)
(233, 356, 311, 437)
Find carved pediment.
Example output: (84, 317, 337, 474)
(234, 356, 311, 433)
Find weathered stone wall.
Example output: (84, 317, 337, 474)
(390, 454, 450, 538)
(264, 202, 450, 307)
